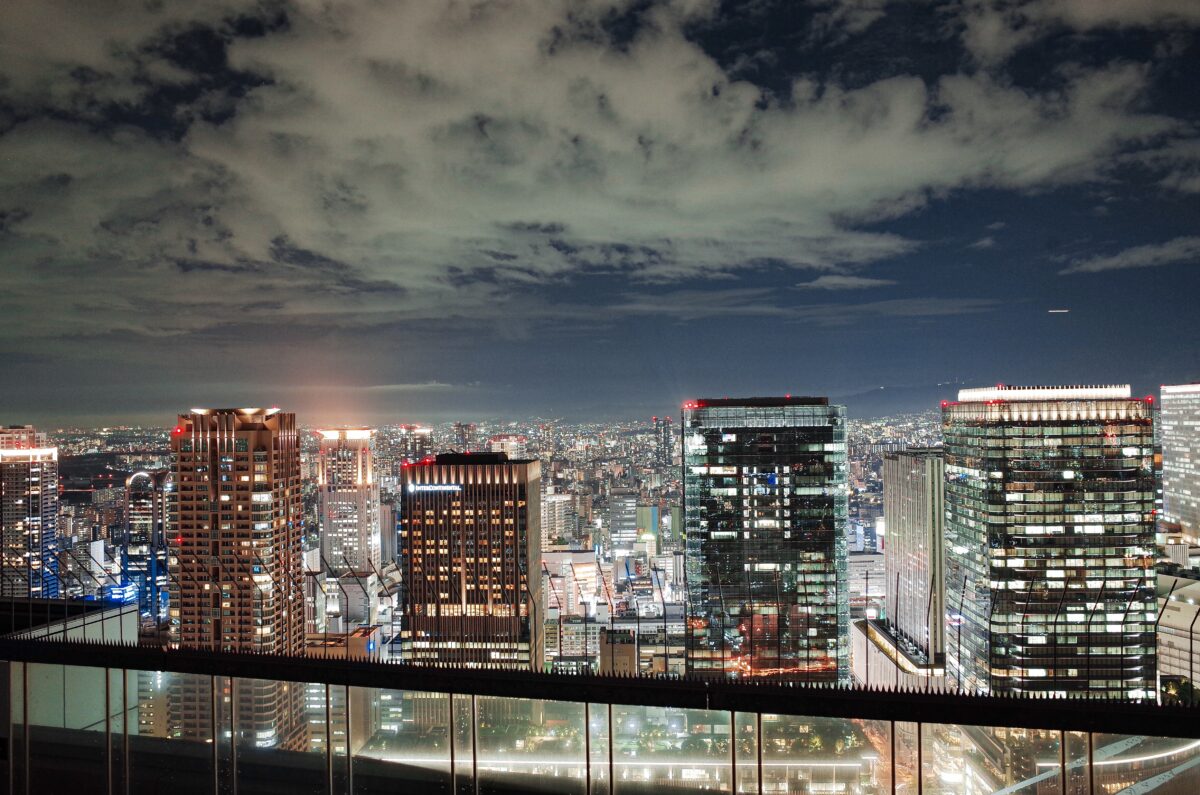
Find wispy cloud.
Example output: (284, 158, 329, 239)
(1060, 236, 1200, 274)
(967, 236, 996, 250)
(795, 274, 897, 290)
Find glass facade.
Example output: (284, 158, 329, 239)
(1161, 384, 1200, 543)
(3, 655, 1200, 794)
(683, 397, 849, 682)
(943, 387, 1157, 698)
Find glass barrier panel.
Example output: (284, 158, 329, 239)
(589, 703, 611, 795)
(763, 714, 886, 795)
(232, 675, 325, 794)
(734, 711, 757, 794)
(352, 687, 452, 794)
(475, 695, 585, 794)
(613, 704, 733, 794)
(920, 721, 1063, 794)
(1087, 731, 1200, 794)
(26, 663, 107, 793)
(128, 670, 216, 795)
(1064, 730, 1089, 795)
(452, 693, 474, 795)
(893, 720, 918, 795)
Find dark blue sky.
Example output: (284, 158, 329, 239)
(1, 0, 1198, 426)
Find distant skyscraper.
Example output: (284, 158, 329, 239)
(1161, 383, 1200, 544)
(653, 416, 674, 466)
(882, 449, 945, 663)
(943, 385, 1156, 698)
(398, 453, 541, 667)
(489, 433, 528, 459)
(452, 422, 477, 452)
(316, 429, 381, 573)
(683, 397, 848, 682)
(0, 425, 58, 598)
(169, 408, 305, 749)
(607, 487, 639, 555)
(123, 470, 171, 620)
(397, 424, 432, 463)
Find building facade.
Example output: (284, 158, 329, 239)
(0, 426, 58, 598)
(398, 453, 541, 667)
(1161, 383, 1200, 544)
(882, 449, 945, 662)
(683, 397, 849, 682)
(123, 470, 171, 621)
(316, 428, 381, 573)
(169, 408, 306, 749)
(943, 385, 1156, 698)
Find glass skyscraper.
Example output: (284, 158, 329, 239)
(1161, 383, 1200, 544)
(943, 385, 1157, 699)
(683, 397, 848, 682)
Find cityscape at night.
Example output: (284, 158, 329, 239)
(3, 1, 1200, 793)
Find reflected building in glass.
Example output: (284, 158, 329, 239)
(683, 397, 849, 682)
(123, 470, 171, 621)
(943, 385, 1157, 698)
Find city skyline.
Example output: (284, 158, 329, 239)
(2, 2, 1199, 425)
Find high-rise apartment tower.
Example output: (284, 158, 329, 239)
(882, 449, 945, 664)
(0, 426, 58, 598)
(169, 408, 306, 749)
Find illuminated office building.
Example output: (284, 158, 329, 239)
(317, 428, 381, 573)
(943, 385, 1156, 698)
(0, 426, 58, 598)
(607, 487, 639, 556)
(398, 453, 541, 667)
(169, 407, 306, 749)
(123, 470, 171, 621)
(1161, 383, 1200, 543)
(683, 397, 848, 682)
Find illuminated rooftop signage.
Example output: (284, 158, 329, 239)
(407, 483, 462, 493)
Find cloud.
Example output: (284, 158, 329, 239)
(610, 289, 996, 323)
(795, 274, 897, 290)
(0, 0, 1195, 407)
(1061, 236, 1200, 274)
(967, 236, 995, 249)
(958, 0, 1200, 66)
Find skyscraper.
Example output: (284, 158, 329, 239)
(882, 449, 945, 664)
(169, 408, 306, 749)
(0, 425, 58, 598)
(943, 385, 1156, 698)
(607, 486, 639, 556)
(653, 415, 674, 466)
(1161, 383, 1200, 544)
(683, 397, 848, 682)
(123, 470, 171, 621)
(398, 452, 541, 667)
(316, 428, 381, 573)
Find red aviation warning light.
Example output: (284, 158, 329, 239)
(171, 426, 184, 435)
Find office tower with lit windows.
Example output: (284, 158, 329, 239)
(653, 415, 674, 466)
(123, 470, 171, 620)
(0, 425, 58, 598)
(452, 422, 477, 452)
(317, 429, 381, 573)
(943, 385, 1157, 698)
(607, 486, 639, 556)
(683, 397, 848, 682)
(398, 453, 541, 667)
(1161, 383, 1200, 544)
(169, 408, 306, 749)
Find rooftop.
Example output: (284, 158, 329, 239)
(957, 384, 1132, 402)
(682, 396, 830, 409)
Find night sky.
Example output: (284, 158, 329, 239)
(2, 1, 1199, 426)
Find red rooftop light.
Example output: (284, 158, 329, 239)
(171, 426, 184, 435)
